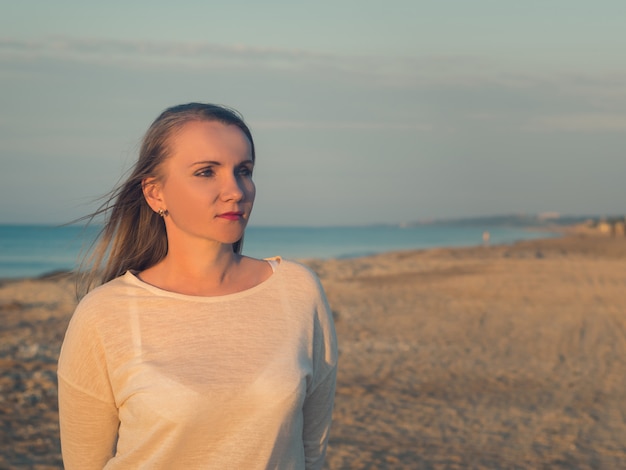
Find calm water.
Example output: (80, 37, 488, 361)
(0, 224, 553, 279)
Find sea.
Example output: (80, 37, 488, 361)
(0, 223, 555, 280)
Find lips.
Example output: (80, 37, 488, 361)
(217, 211, 244, 221)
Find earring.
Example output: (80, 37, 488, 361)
(157, 209, 167, 217)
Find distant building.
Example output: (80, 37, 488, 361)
(597, 222, 613, 234)
(596, 217, 626, 237)
(538, 212, 560, 220)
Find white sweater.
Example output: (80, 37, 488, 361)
(58, 258, 337, 469)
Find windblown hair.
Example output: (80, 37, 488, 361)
(77, 103, 255, 297)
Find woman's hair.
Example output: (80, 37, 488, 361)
(77, 103, 255, 296)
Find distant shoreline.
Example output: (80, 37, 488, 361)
(2, 217, 622, 281)
(0, 212, 621, 229)
(0, 228, 566, 283)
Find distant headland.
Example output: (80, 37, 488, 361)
(401, 213, 626, 235)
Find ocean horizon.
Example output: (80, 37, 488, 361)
(0, 222, 557, 280)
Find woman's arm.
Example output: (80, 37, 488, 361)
(58, 376, 119, 469)
(302, 279, 338, 470)
(302, 365, 337, 469)
(57, 297, 119, 469)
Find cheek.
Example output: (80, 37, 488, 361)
(164, 179, 213, 212)
(247, 180, 256, 202)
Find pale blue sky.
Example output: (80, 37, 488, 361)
(1, 1, 625, 225)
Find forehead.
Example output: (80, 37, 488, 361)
(168, 120, 253, 160)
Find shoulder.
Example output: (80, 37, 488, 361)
(276, 258, 323, 289)
(72, 272, 139, 324)
(78, 272, 132, 304)
(268, 258, 331, 311)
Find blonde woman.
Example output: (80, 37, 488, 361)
(58, 103, 337, 469)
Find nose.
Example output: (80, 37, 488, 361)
(220, 173, 245, 202)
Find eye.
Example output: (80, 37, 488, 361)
(237, 164, 254, 177)
(195, 167, 214, 177)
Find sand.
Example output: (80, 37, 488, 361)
(1, 233, 626, 469)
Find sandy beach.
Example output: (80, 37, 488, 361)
(2, 233, 626, 469)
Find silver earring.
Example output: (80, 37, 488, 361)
(157, 209, 167, 217)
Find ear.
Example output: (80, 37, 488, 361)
(142, 177, 165, 213)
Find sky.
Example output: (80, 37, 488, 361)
(1, 1, 625, 226)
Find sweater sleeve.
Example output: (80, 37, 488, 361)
(57, 298, 120, 469)
(57, 376, 119, 469)
(302, 279, 338, 470)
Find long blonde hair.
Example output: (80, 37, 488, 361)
(77, 103, 255, 297)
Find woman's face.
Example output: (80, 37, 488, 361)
(148, 120, 255, 248)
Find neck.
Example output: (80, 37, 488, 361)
(168, 241, 238, 278)
(143, 231, 242, 292)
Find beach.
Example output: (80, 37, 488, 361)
(2, 233, 626, 468)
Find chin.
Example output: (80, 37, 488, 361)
(218, 232, 246, 245)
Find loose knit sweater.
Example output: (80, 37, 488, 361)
(57, 258, 337, 470)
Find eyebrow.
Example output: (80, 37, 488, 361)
(190, 159, 254, 168)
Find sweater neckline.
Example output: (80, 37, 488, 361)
(124, 256, 283, 302)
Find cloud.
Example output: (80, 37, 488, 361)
(0, 35, 612, 91)
(526, 113, 626, 132)
(251, 120, 432, 132)
(0, 36, 336, 68)
(4, 36, 626, 136)
(0, 35, 546, 85)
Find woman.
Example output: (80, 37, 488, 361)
(57, 103, 338, 469)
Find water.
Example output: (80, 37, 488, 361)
(0, 223, 554, 279)
(0, 225, 101, 279)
